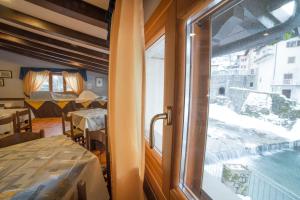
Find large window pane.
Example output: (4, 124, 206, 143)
(38, 76, 49, 91)
(52, 74, 64, 92)
(144, 36, 165, 154)
(181, 0, 300, 199)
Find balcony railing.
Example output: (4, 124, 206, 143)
(283, 79, 292, 85)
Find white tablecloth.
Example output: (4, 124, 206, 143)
(0, 135, 109, 200)
(68, 108, 107, 135)
(0, 108, 27, 138)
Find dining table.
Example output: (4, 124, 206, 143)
(0, 135, 109, 200)
(0, 108, 27, 138)
(68, 108, 107, 135)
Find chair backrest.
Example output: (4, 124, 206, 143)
(62, 112, 74, 136)
(0, 129, 45, 148)
(104, 115, 111, 196)
(105, 115, 111, 195)
(16, 109, 32, 132)
(85, 115, 110, 195)
(0, 115, 17, 134)
(4, 106, 24, 109)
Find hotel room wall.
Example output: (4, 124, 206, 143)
(0, 49, 108, 106)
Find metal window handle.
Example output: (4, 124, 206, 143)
(149, 106, 172, 149)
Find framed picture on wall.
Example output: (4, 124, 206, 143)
(0, 70, 12, 78)
(0, 79, 4, 87)
(96, 77, 103, 87)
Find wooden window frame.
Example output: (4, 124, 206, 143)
(144, 0, 233, 200)
(43, 72, 74, 94)
(170, 0, 233, 200)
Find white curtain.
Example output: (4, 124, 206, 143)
(62, 72, 84, 94)
(23, 71, 49, 96)
(108, 0, 145, 199)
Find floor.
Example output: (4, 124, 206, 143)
(32, 117, 62, 137)
(32, 117, 106, 165)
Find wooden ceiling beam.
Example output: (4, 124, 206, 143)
(0, 23, 109, 61)
(0, 5, 108, 49)
(0, 42, 108, 72)
(0, 44, 108, 74)
(0, 32, 109, 68)
(0, 39, 108, 71)
(25, 0, 108, 28)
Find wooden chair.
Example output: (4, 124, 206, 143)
(0, 129, 44, 148)
(62, 113, 85, 145)
(86, 128, 106, 151)
(16, 109, 32, 132)
(87, 115, 111, 196)
(0, 115, 17, 135)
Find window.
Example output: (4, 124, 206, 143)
(286, 40, 300, 48)
(282, 89, 291, 98)
(180, 0, 300, 199)
(284, 73, 293, 80)
(37, 73, 72, 93)
(144, 36, 165, 153)
(39, 80, 49, 91)
(52, 74, 64, 92)
(218, 87, 225, 95)
(288, 56, 295, 63)
(283, 73, 293, 84)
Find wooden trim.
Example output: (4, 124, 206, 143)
(143, 1, 169, 198)
(170, 18, 186, 190)
(0, 5, 108, 49)
(144, 1, 178, 200)
(170, 1, 232, 199)
(145, 0, 173, 37)
(144, 173, 158, 200)
(145, 161, 166, 200)
(162, 2, 176, 199)
(0, 98, 24, 101)
(26, 0, 108, 28)
(0, 23, 109, 60)
(170, 188, 187, 200)
(183, 19, 211, 198)
(145, 28, 165, 50)
(144, 1, 229, 200)
(177, 0, 213, 20)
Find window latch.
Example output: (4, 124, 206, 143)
(149, 106, 172, 149)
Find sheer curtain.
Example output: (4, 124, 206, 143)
(108, 0, 145, 199)
(23, 71, 49, 96)
(62, 72, 84, 94)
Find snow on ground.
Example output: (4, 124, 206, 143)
(209, 104, 300, 141)
(241, 93, 272, 110)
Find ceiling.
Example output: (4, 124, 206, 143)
(0, 0, 115, 74)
